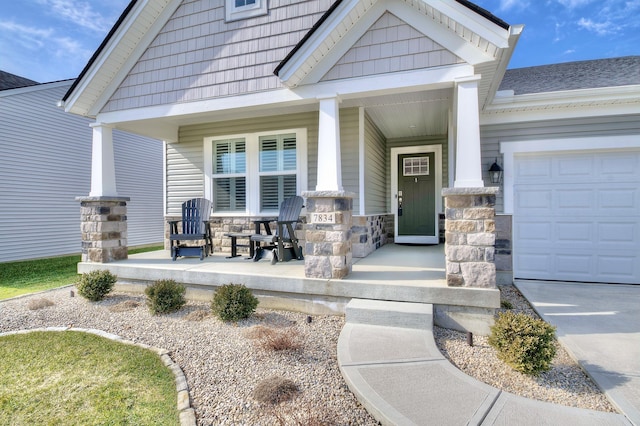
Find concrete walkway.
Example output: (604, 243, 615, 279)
(338, 298, 632, 425)
(515, 280, 640, 425)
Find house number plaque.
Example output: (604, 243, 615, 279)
(311, 212, 336, 224)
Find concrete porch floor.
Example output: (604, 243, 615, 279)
(78, 244, 499, 333)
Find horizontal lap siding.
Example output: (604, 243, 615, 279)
(168, 111, 320, 216)
(0, 83, 163, 262)
(364, 113, 387, 214)
(480, 114, 640, 213)
(340, 108, 360, 213)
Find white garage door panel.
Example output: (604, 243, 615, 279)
(514, 150, 640, 284)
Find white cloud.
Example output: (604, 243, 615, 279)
(556, 0, 595, 9)
(498, 0, 530, 11)
(577, 17, 618, 35)
(0, 21, 53, 49)
(36, 0, 114, 33)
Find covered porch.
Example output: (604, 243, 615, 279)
(78, 243, 498, 334)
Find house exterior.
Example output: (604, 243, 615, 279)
(0, 73, 165, 262)
(60, 0, 639, 286)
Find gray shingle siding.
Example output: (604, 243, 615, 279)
(499, 56, 640, 95)
(103, 0, 334, 112)
(321, 12, 463, 82)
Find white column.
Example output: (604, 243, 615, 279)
(316, 96, 343, 191)
(89, 122, 118, 197)
(453, 76, 484, 188)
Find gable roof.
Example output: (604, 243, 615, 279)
(0, 70, 39, 91)
(274, 0, 509, 78)
(499, 56, 640, 95)
(62, 0, 518, 119)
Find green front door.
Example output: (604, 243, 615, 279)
(397, 152, 436, 242)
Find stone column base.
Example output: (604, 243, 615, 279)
(77, 196, 130, 263)
(302, 191, 354, 279)
(442, 187, 498, 288)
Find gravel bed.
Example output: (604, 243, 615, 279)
(1, 284, 617, 424)
(0, 288, 377, 425)
(434, 285, 617, 413)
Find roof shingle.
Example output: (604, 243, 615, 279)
(499, 56, 640, 95)
(0, 70, 39, 91)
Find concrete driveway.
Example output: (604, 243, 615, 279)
(515, 280, 640, 425)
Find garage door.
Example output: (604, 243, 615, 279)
(513, 150, 640, 284)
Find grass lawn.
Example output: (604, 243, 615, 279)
(0, 246, 163, 300)
(0, 331, 178, 425)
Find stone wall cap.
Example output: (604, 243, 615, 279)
(76, 196, 131, 202)
(442, 187, 500, 196)
(302, 190, 356, 198)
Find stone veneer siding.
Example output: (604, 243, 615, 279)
(351, 214, 394, 258)
(442, 187, 498, 288)
(303, 191, 354, 279)
(77, 196, 130, 263)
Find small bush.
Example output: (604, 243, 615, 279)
(500, 299, 514, 309)
(145, 279, 186, 315)
(252, 376, 299, 404)
(246, 325, 302, 351)
(211, 284, 258, 322)
(76, 270, 117, 301)
(488, 311, 557, 375)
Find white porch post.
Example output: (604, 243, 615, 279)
(89, 122, 118, 197)
(453, 76, 484, 188)
(316, 96, 343, 191)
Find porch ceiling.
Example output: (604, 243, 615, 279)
(115, 88, 452, 141)
(343, 88, 452, 138)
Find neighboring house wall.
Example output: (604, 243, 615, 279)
(0, 82, 164, 262)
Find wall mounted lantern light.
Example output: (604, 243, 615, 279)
(488, 158, 503, 184)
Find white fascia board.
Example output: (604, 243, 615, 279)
(481, 85, 640, 125)
(97, 64, 474, 124)
(481, 25, 523, 109)
(425, 0, 510, 48)
(64, 0, 181, 117)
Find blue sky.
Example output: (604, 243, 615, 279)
(0, 0, 638, 83)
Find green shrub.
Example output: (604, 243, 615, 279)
(488, 311, 557, 375)
(76, 270, 117, 301)
(211, 284, 258, 322)
(145, 279, 186, 315)
(500, 299, 514, 309)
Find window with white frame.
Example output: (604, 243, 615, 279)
(212, 138, 246, 212)
(225, 0, 267, 22)
(205, 129, 307, 215)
